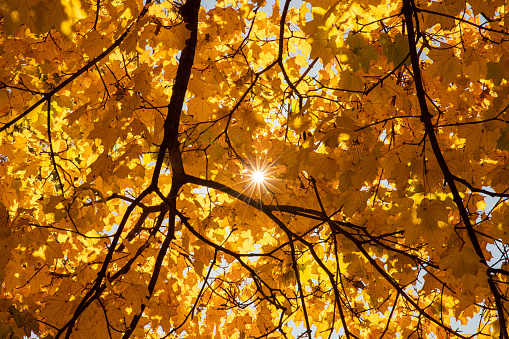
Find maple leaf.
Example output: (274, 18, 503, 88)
(81, 31, 110, 58)
(486, 61, 506, 86)
(422, 2, 460, 31)
(399, 198, 449, 249)
(39, 295, 75, 328)
(496, 126, 509, 151)
(379, 33, 410, 67)
(439, 246, 483, 279)
(302, 3, 344, 65)
(0, 202, 9, 230)
(8, 306, 39, 337)
(346, 33, 378, 72)
(123, 283, 151, 314)
(426, 47, 462, 84)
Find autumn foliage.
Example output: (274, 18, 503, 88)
(1, 0, 509, 338)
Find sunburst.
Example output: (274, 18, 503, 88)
(235, 148, 295, 206)
(250, 169, 266, 184)
(242, 156, 277, 201)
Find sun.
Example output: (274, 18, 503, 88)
(242, 157, 276, 199)
(240, 153, 286, 200)
(251, 170, 266, 184)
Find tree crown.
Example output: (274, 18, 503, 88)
(0, 0, 509, 338)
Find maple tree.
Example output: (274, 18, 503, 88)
(1, 0, 509, 338)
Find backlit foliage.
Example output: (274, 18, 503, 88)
(1, 0, 509, 338)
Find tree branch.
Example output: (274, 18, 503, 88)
(402, 1, 508, 337)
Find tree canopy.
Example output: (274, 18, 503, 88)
(1, 0, 509, 338)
